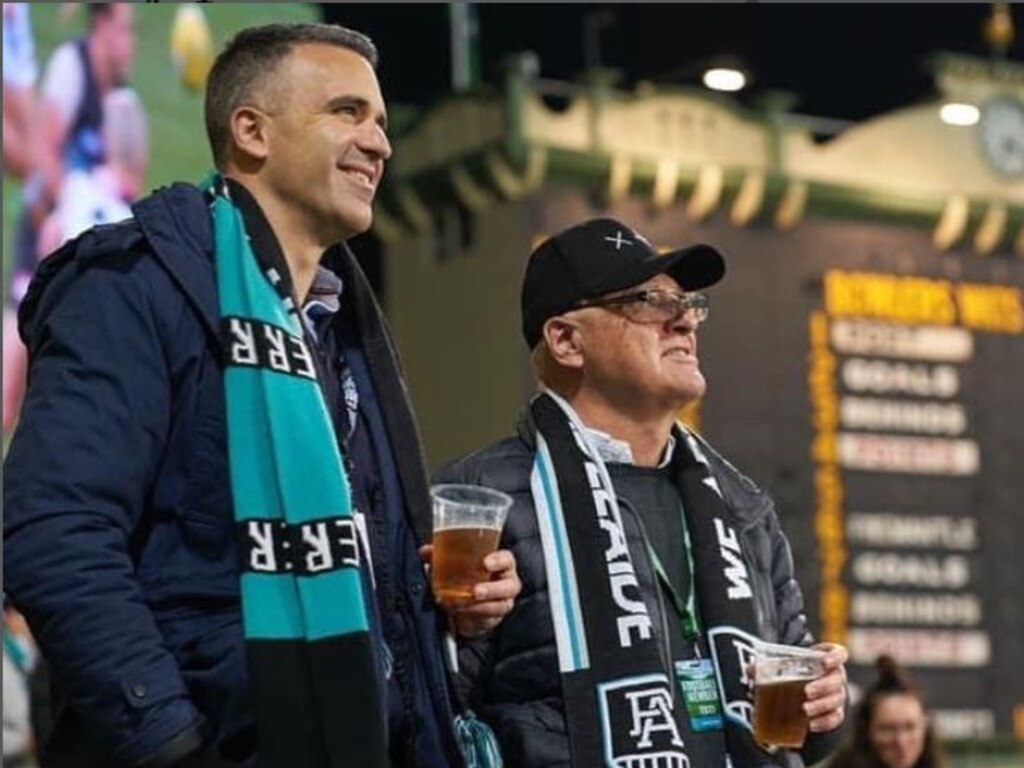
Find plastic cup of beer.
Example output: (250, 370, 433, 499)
(752, 642, 826, 749)
(430, 484, 512, 608)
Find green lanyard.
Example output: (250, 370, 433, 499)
(647, 499, 702, 652)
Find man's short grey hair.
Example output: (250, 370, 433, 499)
(204, 22, 379, 168)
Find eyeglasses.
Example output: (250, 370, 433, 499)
(577, 289, 710, 325)
(872, 721, 927, 739)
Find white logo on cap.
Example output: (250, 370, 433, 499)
(604, 231, 633, 250)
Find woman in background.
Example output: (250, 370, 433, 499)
(829, 655, 947, 768)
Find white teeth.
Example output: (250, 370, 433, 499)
(343, 168, 373, 185)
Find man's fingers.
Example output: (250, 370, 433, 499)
(805, 690, 846, 718)
(806, 669, 845, 699)
(453, 591, 517, 638)
(482, 549, 516, 575)
(808, 707, 845, 733)
(803, 650, 848, 733)
(441, 549, 520, 638)
(474, 549, 521, 601)
(473, 574, 521, 602)
(812, 642, 849, 670)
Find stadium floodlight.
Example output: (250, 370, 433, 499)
(940, 102, 980, 127)
(702, 67, 747, 93)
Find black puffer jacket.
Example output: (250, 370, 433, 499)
(436, 408, 843, 768)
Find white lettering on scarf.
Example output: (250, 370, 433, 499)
(230, 318, 258, 365)
(264, 325, 290, 373)
(290, 336, 316, 379)
(302, 522, 334, 573)
(248, 520, 277, 571)
(584, 463, 654, 648)
(714, 519, 753, 600)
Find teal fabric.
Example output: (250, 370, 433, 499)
(207, 177, 388, 768)
(207, 175, 371, 642)
(454, 712, 504, 768)
(3, 633, 29, 674)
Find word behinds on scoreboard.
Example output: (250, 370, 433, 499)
(810, 270, 1022, 686)
(824, 270, 1021, 477)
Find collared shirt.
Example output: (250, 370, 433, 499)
(584, 426, 676, 468)
(302, 267, 359, 445)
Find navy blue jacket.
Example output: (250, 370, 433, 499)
(3, 183, 463, 768)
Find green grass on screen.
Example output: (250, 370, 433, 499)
(2, 2, 319, 294)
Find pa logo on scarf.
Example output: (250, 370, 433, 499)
(597, 674, 690, 768)
(707, 626, 759, 731)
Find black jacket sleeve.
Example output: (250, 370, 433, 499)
(765, 509, 847, 764)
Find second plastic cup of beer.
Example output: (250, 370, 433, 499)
(752, 642, 826, 749)
(430, 484, 512, 608)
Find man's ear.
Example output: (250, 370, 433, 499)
(542, 316, 585, 370)
(229, 105, 271, 164)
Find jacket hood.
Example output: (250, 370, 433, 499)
(132, 183, 220, 344)
(20, 182, 362, 356)
(18, 183, 219, 348)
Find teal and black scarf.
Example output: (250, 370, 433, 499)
(208, 176, 387, 768)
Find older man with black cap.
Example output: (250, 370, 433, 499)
(436, 218, 848, 768)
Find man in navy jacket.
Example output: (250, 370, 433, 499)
(3, 22, 519, 768)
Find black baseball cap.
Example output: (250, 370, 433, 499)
(521, 218, 726, 347)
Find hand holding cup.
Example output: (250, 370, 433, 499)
(802, 642, 849, 735)
(425, 484, 519, 638)
(752, 642, 827, 749)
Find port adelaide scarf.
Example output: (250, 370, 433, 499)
(209, 176, 387, 768)
(530, 392, 782, 768)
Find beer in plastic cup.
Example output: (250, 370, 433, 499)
(752, 642, 826, 748)
(430, 484, 512, 608)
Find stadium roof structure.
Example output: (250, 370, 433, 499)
(373, 52, 1024, 258)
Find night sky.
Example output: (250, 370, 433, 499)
(321, 4, 1023, 123)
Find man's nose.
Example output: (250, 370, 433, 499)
(359, 122, 392, 161)
(668, 308, 699, 334)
